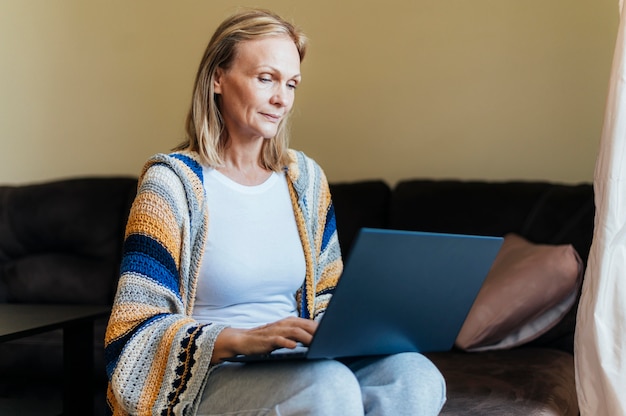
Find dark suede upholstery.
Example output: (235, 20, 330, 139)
(388, 180, 594, 265)
(328, 180, 391, 258)
(329, 179, 592, 415)
(1, 176, 592, 415)
(427, 349, 578, 416)
(387, 180, 594, 355)
(0, 177, 137, 304)
(0, 177, 137, 415)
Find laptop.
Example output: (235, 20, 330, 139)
(223, 228, 503, 362)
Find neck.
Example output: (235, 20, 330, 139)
(219, 140, 271, 186)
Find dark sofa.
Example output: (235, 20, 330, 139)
(0, 176, 592, 415)
(331, 179, 592, 415)
(0, 177, 138, 415)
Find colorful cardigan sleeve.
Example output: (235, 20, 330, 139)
(104, 153, 225, 416)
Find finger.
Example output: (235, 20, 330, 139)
(282, 325, 316, 345)
(253, 324, 312, 348)
(277, 316, 318, 334)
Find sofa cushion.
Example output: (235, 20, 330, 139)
(427, 348, 578, 416)
(455, 234, 584, 351)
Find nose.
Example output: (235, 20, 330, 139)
(270, 84, 291, 107)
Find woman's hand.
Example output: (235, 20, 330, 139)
(211, 316, 317, 364)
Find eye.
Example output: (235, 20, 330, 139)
(287, 82, 298, 90)
(258, 75, 272, 84)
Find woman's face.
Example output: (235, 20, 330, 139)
(214, 35, 301, 143)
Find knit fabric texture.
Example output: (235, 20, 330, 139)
(104, 149, 343, 415)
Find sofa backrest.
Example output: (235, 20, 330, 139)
(329, 180, 391, 258)
(0, 177, 137, 305)
(0, 175, 595, 311)
(330, 179, 595, 265)
(388, 179, 595, 265)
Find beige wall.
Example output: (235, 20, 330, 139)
(0, 0, 618, 185)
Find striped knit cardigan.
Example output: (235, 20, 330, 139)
(104, 149, 343, 415)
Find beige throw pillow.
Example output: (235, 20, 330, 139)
(455, 233, 584, 351)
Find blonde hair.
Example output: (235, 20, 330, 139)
(177, 8, 308, 171)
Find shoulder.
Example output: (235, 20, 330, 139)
(138, 150, 206, 205)
(141, 150, 204, 182)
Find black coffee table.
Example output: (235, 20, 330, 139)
(0, 304, 111, 416)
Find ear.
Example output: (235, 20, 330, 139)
(213, 67, 224, 94)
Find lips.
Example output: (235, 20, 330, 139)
(261, 112, 282, 123)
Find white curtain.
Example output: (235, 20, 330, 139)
(574, 1, 626, 415)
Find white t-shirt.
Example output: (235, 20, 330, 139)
(192, 168, 306, 328)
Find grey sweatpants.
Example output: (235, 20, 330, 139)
(197, 352, 446, 415)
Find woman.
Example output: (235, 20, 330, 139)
(105, 8, 446, 415)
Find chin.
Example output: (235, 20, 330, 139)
(261, 129, 279, 140)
